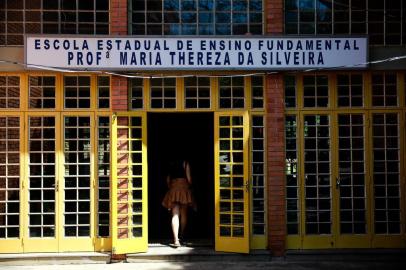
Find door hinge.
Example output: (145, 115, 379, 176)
(55, 182, 59, 192)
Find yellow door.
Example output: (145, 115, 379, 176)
(300, 113, 334, 248)
(58, 113, 95, 251)
(0, 114, 24, 253)
(214, 112, 250, 253)
(111, 113, 148, 254)
(23, 113, 60, 252)
(335, 113, 370, 248)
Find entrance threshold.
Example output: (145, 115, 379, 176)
(148, 239, 213, 248)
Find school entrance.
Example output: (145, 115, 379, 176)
(110, 76, 268, 254)
(112, 110, 256, 254)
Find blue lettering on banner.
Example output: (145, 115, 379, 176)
(35, 39, 40, 50)
(26, 37, 367, 69)
(53, 40, 60, 50)
(44, 40, 50, 50)
(67, 51, 102, 66)
(119, 52, 163, 66)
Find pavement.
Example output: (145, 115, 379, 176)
(0, 247, 405, 270)
(0, 260, 406, 270)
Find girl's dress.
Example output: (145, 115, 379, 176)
(162, 160, 196, 210)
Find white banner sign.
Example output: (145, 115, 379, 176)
(25, 36, 368, 70)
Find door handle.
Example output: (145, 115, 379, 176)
(336, 177, 341, 189)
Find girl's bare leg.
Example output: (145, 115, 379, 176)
(171, 204, 181, 245)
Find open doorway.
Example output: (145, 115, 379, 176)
(147, 113, 214, 246)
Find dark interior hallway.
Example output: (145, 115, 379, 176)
(147, 113, 214, 245)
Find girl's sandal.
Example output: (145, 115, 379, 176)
(169, 241, 181, 248)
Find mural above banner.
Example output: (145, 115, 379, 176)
(25, 36, 368, 70)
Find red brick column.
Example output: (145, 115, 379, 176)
(266, 0, 284, 34)
(265, 0, 286, 256)
(111, 0, 128, 111)
(266, 74, 286, 256)
(111, 76, 128, 111)
(111, 0, 128, 35)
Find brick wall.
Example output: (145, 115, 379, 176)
(266, 74, 286, 256)
(111, 0, 128, 35)
(111, 76, 128, 111)
(111, 0, 128, 111)
(266, 0, 284, 34)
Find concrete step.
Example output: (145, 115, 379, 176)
(128, 246, 271, 262)
(0, 252, 110, 266)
